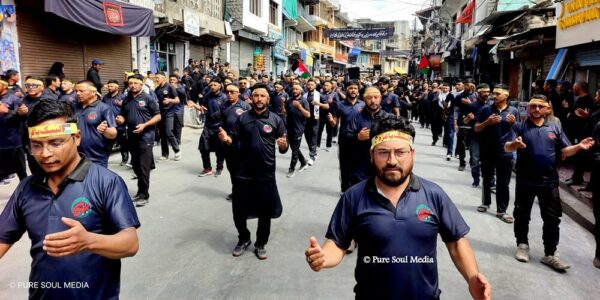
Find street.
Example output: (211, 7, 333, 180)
(0, 124, 598, 300)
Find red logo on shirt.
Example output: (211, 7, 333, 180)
(235, 108, 244, 115)
(416, 204, 434, 223)
(263, 124, 273, 133)
(71, 197, 92, 219)
(87, 112, 97, 121)
(548, 132, 556, 140)
(138, 101, 146, 107)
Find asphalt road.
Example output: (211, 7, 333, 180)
(0, 124, 598, 300)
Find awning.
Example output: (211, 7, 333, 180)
(45, 0, 155, 37)
(475, 10, 525, 26)
(546, 49, 568, 80)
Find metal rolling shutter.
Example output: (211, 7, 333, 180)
(83, 33, 132, 88)
(239, 39, 254, 74)
(575, 49, 600, 67)
(190, 43, 207, 62)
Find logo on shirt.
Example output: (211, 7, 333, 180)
(71, 197, 92, 219)
(138, 100, 146, 107)
(416, 204, 434, 223)
(235, 108, 244, 116)
(263, 124, 273, 133)
(163, 90, 169, 95)
(548, 132, 556, 140)
(386, 99, 392, 104)
(87, 112, 97, 121)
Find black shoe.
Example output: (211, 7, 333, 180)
(133, 196, 148, 207)
(565, 178, 583, 185)
(226, 193, 233, 200)
(214, 169, 223, 177)
(472, 181, 480, 188)
(254, 245, 267, 260)
(232, 240, 251, 257)
(458, 165, 466, 171)
(490, 186, 496, 194)
(431, 140, 437, 146)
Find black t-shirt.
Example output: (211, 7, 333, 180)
(286, 96, 310, 137)
(476, 104, 519, 157)
(155, 83, 178, 115)
(120, 91, 160, 144)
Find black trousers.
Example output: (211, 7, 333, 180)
(0, 148, 27, 180)
(338, 141, 353, 192)
(317, 117, 333, 148)
(224, 148, 240, 195)
(129, 138, 154, 199)
(117, 128, 129, 162)
(481, 154, 512, 213)
(159, 114, 180, 157)
(173, 110, 184, 145)
(232, 179, 280, 246)
(430, 112, 443, 143)
(289, 135, 306, 171)
(199, 129, 224, 170)
(456, 128, 469, 167)
(304, 120, 319, 159)
(513, 183, 562, 256)
(571, 150, 589, 182)
(591, 160, 600, 257)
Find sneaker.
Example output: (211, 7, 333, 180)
(431, 140, 437, 146)
(131, 174, 138, 180)
(133, 197, 149, 207)
(226, 193, 233, 201)
(173, 152, 182, 161)
(332, 138, 337, 144)
(446, 154, 451, 161)
(541, 252, 570, 271)
(0, 179, 10, 186)
(125, 162, 133, 168)
(198, 169, 213, 177)
(286, 170, 296, 178)
(298, 164, 309, 172)
(515, 244, 530, 262)
(159, 156, 168, 161)
(7, 174, 16, 180)
(593, 257, 600, 269)
(307, 158, 314, 166)
(458, 165, 465, 171)
(254, 245, 267, 260)
(325, 147, 332, 152)
(477, 204, 489, 212)
(490, 186, 496, 194)
(472, 181, 480, 188)
(232, 240, 251, 257)
(214, 169, 223, 177)
(120, 160, 128, 166)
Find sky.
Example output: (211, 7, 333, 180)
(338, 0, 430, 22)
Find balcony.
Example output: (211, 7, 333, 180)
(295, 12, 317, 32)
(320, 43, 335, 56)
(307, 14, 328, 27)
(300, 0, 320, 5)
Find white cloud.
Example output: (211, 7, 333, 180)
(339, 0, 428, 22)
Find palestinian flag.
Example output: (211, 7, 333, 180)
(294, 59, 311, 79)
(417, 55, 430, 75)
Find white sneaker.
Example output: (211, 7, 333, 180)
(307, 158, 314, 166)
(286, 170, 296, 178)
(515, 243, 529, 262)
(446, 154, 451, 161)
(298, 164, 309, 172)
(173, 152, 182, 161)
(159, 156, 168, 161)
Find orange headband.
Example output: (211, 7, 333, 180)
(371, 130, 413, 150)
(29, 123, 78, 139)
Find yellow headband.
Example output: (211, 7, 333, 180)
(493, 88, 509, 96)
(529, 98, 549, 107)
(364, 87, 380, 98)
(107, 83, 120, 88)
(25, 79, 44, 86)
(371, 130, 413, 150)
(0, 80, 8, 86)
(62, 80, 73, 85)
(128, 78, 143, 84)
(29, 123, 78, 139)
(477, 88, 490, 92)
(75, 83, 97, 93)
(252, 87, 269, 95)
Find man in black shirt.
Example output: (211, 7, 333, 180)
(566, 81, 595, 185)
(218, 84, 288, 260)
(154, 72, 181, 161)
(86, 58, 103, 92)
(304, 79, 328, 164)
(285, 84, 310, 178)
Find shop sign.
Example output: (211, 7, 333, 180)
(325, 28, 393, 40)
(556, 0, 600, 48)
(184, 10, 200, 36)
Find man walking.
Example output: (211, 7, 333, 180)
(102, 80, 129, 166)
(304, 79, 327, 164)
(0, 79, 27, 182)
(87, 58, 104, 92)
(285, 83, 310, 178)
(154, 72, 181, 161)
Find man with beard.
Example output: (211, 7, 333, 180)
(271, 81, 288, 121)
(455, 83, 478, 168)
(238, 77, 253, 105)
(317, 81, 338, 151)
(73, 81, 117, 167)
(59, 80, 77, 105)
(218, 83, 288, 260)
(565, 81, 595, 186)
(102, 80, 129, 166)
(345, 87, 390, 186)
(169, 74, 187, 145)
(116, 74, 161, 207)
(42, 75, 61, 101)
(328, 81, 365, 193)
(461, 84, 490, 187)
(0, 99, 140, 300)
(437, 83, 454, 156)
(505, 95, 594, 272)
(216, 84, 251, 200)
(305, 115, 491, 300)
(474, 84, 519, 223)
(0, 79, 26, 182)
(304, 79, 328, 164)
(17, 77, 54, 176)
(378, 77, 400, 117)
(190, 79, 227, 177)
(428, 82, 444, 146)
(285, 83, 310, 178)
(154, 72, 181, 161)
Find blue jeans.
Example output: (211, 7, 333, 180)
(469, 138, 481, 184)
(444, 117, 455, 155)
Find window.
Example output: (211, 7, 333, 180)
(250, 0, 261, 17)
(269, 1, 278, 25)
(309, 4, 317, 15)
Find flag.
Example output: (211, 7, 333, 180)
(456, 0, 475, 24)
(417, 55, 430, 75)
(294, 59, 311, 78)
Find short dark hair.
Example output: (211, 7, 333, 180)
(274, 81, 284, 87)
(251, 83, 270, 94)
(576, 81, 589, 91)
(5, 69, 18, 78)
(45, 75, 60, 85)
(371, 115, 416, 140)
(107, 80, 119, 85)
(346, 80, 360, 89)
(169, 74, 178, 79)
(476, 83, 490, 90)
(129, 74, 145, 82)
(27, 98, 77, 127)
(494, 83, 509, 90)
(545, 79, 558, 89)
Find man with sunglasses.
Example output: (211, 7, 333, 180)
(306, 115, 491, 300)
(505, 95, 594, 272)
(0, 99, 140, 299)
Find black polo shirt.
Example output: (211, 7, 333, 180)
(331, 99, 365, 141)
(59, 91, 77, 105)
(120, 91, 160, 144)
(102, 92, 126, 129)
(476, 104, 519, 157)
(381, 92, 400, 114)
(285, 96, 310, 137)
(345, 109, 390, 182)
(0, 157, 140, 300)
(271, 91, 289, 115)
(320, 91, 338, 118)
(510, 118, 571, 187)
(74, 100, 117, 167)
(0, 92, 22, 149)
(204, 92, 227, 131)
(220, 99, 251, 135)
(326, 175, 469, 299)
(232, 109, 287, 181)
(154, 83, 178, 116)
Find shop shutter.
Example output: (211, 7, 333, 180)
(230, 40, 240, 73)
(190, 43, 207, 62)
(83, 32, 132, 89)
(575, 49, 600, 67)
(239, 39, 254, 75)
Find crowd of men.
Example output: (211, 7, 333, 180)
(1, 56, 599, 299)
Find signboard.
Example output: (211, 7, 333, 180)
(380, 50, 405, 56)
(325, 28, 394, 40)
(184, 10, 200, 36)
(556, 0, 600, 48)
